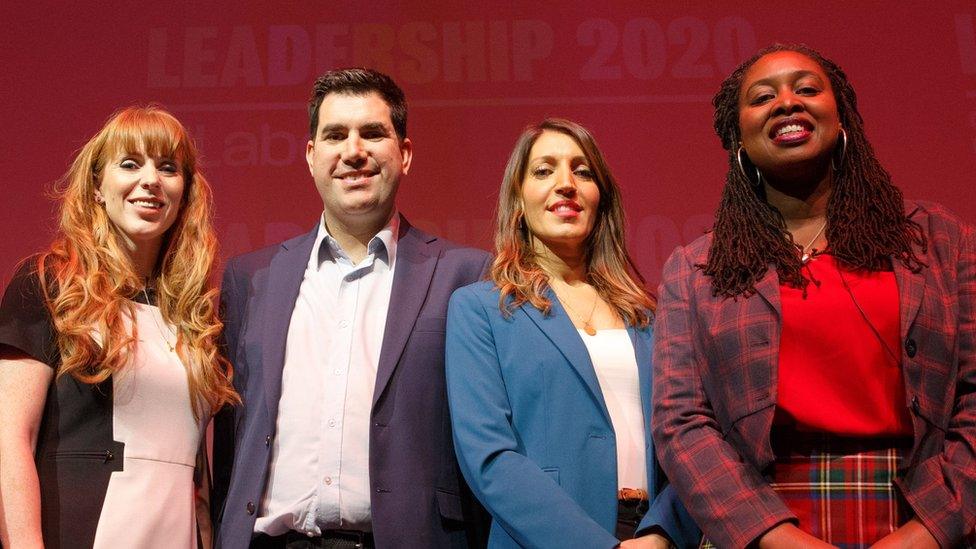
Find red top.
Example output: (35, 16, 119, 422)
(775, 254, 912, 436)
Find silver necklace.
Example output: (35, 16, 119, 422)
(552, 282, 599, 336)
(141, 287, 176, 353)
(798, 219, 828, 265)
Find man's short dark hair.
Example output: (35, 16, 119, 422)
(308, 68, 408, 140)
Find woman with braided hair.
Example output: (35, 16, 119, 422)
(652, 44, 975, 548)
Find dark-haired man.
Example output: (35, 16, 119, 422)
(213, 68, 490, 549)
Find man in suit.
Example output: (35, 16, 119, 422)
(213, 68, 491, 549)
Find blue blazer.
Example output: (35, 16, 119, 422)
(212, 218, 491, 548)
(445, 281, 698, 549)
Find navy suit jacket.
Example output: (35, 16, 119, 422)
(212, 217, 491, 548)
(445, 281, 699, 548)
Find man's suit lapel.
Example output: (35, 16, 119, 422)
(261, 227, 317, 421)
(373, 218, 438, 408)
(519, 289, 613, 426)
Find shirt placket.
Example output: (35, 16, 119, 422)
(311, 250, 375, 531)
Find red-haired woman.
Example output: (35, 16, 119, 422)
(0, 106, 238, 549)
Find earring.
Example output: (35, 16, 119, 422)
(831, 128, 848, 172)
(736, 146, 762, 187)
(94, 194, 104, 204)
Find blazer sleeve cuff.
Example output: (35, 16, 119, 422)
(726, 509, 797, 549)
(897, 459, 970, 548)
(637, 485, 700, 548)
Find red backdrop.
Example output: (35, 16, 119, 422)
(3, 1, 975, 290)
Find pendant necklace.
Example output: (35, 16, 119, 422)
(798, 219, 828, 265)
(553, 283, 599, 336)
(142, 287, 176, 353)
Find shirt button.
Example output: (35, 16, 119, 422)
(328, 419, 337, 427)
(339, 320, 349, 329)
(324, 476, 333, 485)
(306, 531, 314, 538)
(334, 369, 342, 376)
(905, 338, 917, 358)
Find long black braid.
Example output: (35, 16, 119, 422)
(702, 43, 927, 298)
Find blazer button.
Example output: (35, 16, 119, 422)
(265, 434, 272, 447)
(905, 338, 917, 358)
(911, 395, 920, 415)
(246, 501, 255, 515)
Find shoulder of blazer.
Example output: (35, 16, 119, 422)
(439, 243, 492, 265)
(903, 199, 976, 274)
(449, 281, 510, 325)
(690, 231, 713, 256)
(905, 199, 973, 239)
(659, 232, 712, 292)
(451, 279, 499, 304)
(224, 226, 318, 276)
(672, 231, 713, 267)
(401, 220, 491, 264)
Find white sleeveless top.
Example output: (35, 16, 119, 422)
(91, 301, 205, 549)
(577, 329, 648, 491)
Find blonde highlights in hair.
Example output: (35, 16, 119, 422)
(490, 118, 653, 326)
(36, 105, 238, 417)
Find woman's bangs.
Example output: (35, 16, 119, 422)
(103, 109, 191, 168)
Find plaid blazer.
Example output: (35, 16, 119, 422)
(651, 200, 976, 548)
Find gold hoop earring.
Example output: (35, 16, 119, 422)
(736, 146, 762, 187)
(831, 128, 848, 172)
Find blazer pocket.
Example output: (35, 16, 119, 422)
(414, 316, 447, 333)
(542, 467, 560, 485)
(435, 489, 465, 522)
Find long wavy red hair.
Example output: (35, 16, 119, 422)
(490, 118, 653, 327)
(36, 106, 238, 417)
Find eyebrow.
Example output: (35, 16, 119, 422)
(746, 69, 824, 92)
(530, 154, 588, 164)
(117, 150, 177, 162)
(318, 122, 391, 137)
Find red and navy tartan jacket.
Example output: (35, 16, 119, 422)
(651, 200, 976, 548)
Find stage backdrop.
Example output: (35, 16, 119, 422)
(3, 1, 975, 290)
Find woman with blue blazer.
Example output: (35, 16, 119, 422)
(446, 119, 697, 549)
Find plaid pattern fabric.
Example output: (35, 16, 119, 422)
(699, 435, 908, 549)
(652, 201, 976, 548)
(772, 448, 904, 546)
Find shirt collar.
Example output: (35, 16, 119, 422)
(311, 210, 400, 269)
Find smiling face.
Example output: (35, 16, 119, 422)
(737, 50, 841, 180)
(306, 91, 412, 229)
(95, 148, 185, 253)
(520, 131, 601, 254)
